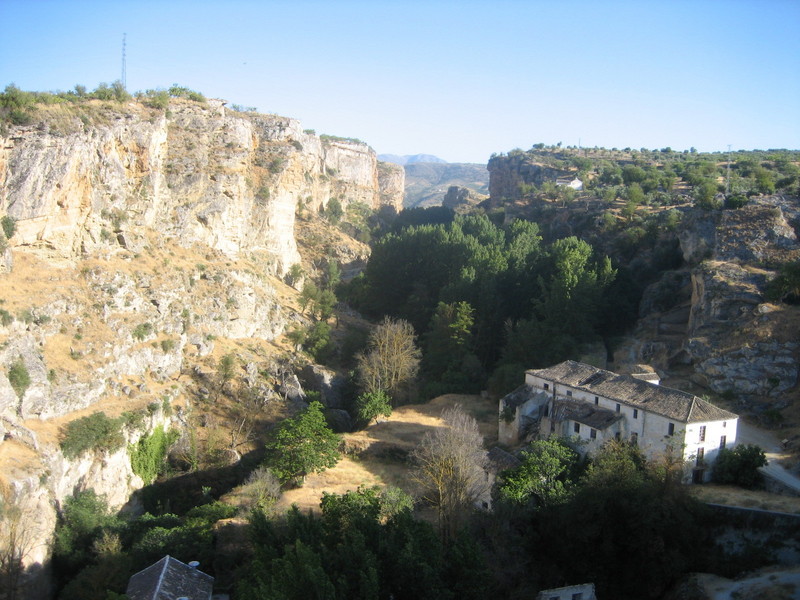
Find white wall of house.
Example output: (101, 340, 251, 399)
(522, 369, 739, 483)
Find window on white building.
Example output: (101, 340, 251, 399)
(696, 447, 705, 466)
(699, 425, 706, 442)
(633, 409, 638, 419)
(720, 435, 727, 449)
(668, 423, 675, 436)
(573, 422, 580, 433)
(594, 396, 599, 405)
(544, 383, 549, 390)
(566, 390, 573, 397)
(590, 429, 597, 439)
(615, 403, 620, 413)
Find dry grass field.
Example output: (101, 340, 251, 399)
(274, 393, 498, 514)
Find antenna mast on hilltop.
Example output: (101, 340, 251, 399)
(121, 33, 127, 89)
(726, 144, 731, 195)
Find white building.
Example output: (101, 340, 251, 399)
(499, 360, 738, 483)
(555, 176, 584, 191)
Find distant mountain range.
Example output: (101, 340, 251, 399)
(402, 162, 490, 208)
(378, 154, 448, 166)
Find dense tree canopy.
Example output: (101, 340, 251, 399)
(343, 214, 620, 394)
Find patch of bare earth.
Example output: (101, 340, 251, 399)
(275, 394, 498, 514)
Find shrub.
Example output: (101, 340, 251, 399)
(1, 215, 15, 239)
(712, 444, 767, 488)
(60, 412, 126, 459)
(160, 338, 176, 352)
(0, 308, 12, 326)
(7, 359, 31, 397)
(132, 322, 154, 341)
(129, 426, 179, 484)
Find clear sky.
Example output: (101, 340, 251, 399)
(1, 0, 798, 163)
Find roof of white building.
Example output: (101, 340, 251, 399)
(528, 360, 738, 424)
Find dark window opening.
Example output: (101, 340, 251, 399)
(594, 396, 599, 405)
(566, 390, 573, 397)
(633, 408, 638, 419)
(696, 447, 705, 465)
(573, 422, 580, 434)
(668, 422, 675, 436)
(590, 429, 597, 439)
(720, 435, 727, 449)
(616, 403, 621, 413)
(544, 383, 549, 390)
(631, 432, 638, 446)
(699, 425, 706, 442)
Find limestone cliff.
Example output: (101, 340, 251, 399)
(0, 96, 402, 597)
(0, 98, 403, 273)
(624, 197, 800, 401)
(486, 152, 566, 205)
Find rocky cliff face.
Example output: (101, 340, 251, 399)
(0, 98, 403, 273)
(625, 197, 800, 402)
(486, 153, 565, 205)
(0, 96, 402, 596)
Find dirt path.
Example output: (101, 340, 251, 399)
(737, 421, 800, 495)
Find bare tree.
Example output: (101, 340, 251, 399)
(356, 317, 420, 400)
(0, 488, 38, 600)
(411, 405, 488, 542)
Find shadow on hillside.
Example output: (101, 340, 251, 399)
(126, 447, 266, 515)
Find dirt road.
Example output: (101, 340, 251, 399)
(737, 420, 800, 495)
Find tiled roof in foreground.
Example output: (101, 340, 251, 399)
(529, 360, 738, 424)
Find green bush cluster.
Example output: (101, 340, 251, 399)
(54, 488, 235, 600)
(131, 321, 154, 341)
(129, 426, 180, 484)
(60, 412, 126, 459)
(7, 358, 31, 397)
(1, 215, 15, 239)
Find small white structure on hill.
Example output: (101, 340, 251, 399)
(555, 176, 583, 191)
(499, 360, 738, 483)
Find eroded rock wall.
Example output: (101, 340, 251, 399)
(0, 99, 403, 274)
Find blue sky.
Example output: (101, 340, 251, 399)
(1, 0, 798, 163)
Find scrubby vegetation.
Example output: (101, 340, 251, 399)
(59, 412, 127, 459)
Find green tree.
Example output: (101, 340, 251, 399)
(766, 259, 800, 304)
(496, 439, 578, 508)
(1, 216, 16, 240)
(422, 301, 483, 396)
(53, 490, 118, 574)
(712, 444, 767, 488)
(217, 353, 237, 391)
(265, 402, 341, 485)
(353, 390, 392, 427)
(7, 359, 30, 398)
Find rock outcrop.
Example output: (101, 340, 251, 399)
(0, 98, 403, 274)
(620, 197, 800, 399)
(487, 152, 565, 206)
(443, 185, 489, 213)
